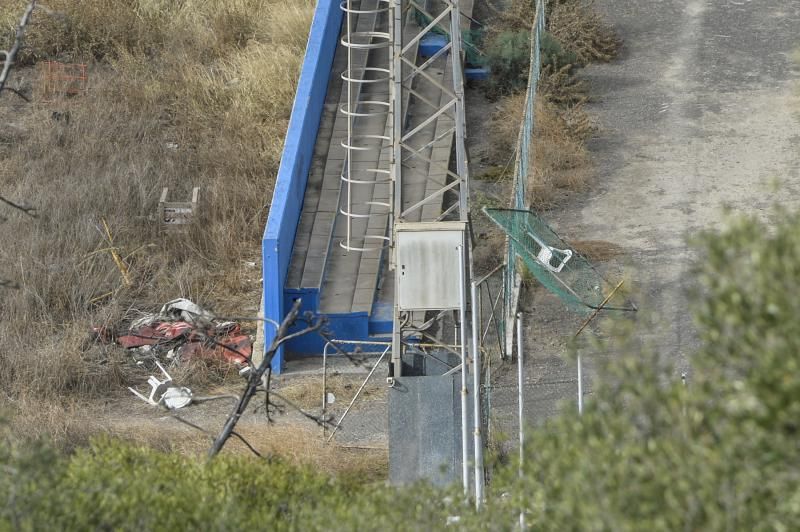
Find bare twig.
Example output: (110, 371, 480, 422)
(229, 431, 263, 458)
(170, 413, 214, 437)
(574, 280, 625, 337)
(270, 391, 332, 427)
(0, 87, 29, 101)
(0, 195, 37, 218)
(0, 1, 37, 95)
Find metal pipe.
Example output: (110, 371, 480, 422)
(449, 1, 470, 222)
(329, 339, 392, 346)
(326, 345, 390, 443)
(516, 313, 525, 530)
(471, 281, 485, 507)
(486, 334, 492, 454)
(474, 262, 504, 288)
(458, 244, 470, 495)
(577, 352, 583, 415)
(345, 0, 353, 248)
(322, 342, 330, 438)
(390, 0, 403, 376)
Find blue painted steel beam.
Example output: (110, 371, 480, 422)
(262, 0, 343, 374)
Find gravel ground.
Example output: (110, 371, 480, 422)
(490, 0, 800, 440)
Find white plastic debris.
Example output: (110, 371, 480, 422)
(161, 386, 193, 409)
(160, 298, 214, 324)
(128, 361, 193, 410)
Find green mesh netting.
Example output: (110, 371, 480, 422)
(485, 208, 636, 314)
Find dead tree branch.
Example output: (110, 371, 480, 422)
(0, 87, 29, 101)
(0, 195, 37, 218)
(0, 1, 37, 95)
(0, 1, 38, 251)
(207, 300, 325, 459)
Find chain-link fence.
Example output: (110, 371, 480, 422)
(503, 0, 546, 353)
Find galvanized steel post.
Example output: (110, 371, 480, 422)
(471, 280, 485, 507)
(458, 244, 470, 495)
(517, 313, 525, 530)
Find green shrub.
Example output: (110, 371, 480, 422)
(485, 30, 575, 97)
(540, 31, 578, 70)
(0, 435, 464, 531)
(485, 30, 531, 96)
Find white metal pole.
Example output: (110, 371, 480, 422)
(322, 342, 329, 438)
(449, 1, 470, 220)
(345, 0, 353, 248)
(471, 281, 484, 507)
(577, 352, 583, 415)
(458, 244, 470, 495)
(516, 313, 525, 530)
(390, 0, 403, 376)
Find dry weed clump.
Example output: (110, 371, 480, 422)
(547, 0, 621, 64)
(528, 95, 592, 206)
(489, 90, 592, 208)
(484, 0, 537, 33)
(0, 0, 314, 417)
(538, 63, 588, 106)
(488, 92, 526, 164)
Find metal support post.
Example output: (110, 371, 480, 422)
(449, 1, 469, 221)
(322, 342, 330, 437)
(391, 0, 403, 239)
(471, 280, 484, 507)
(516, 313, 525, 530)
(390, 0, 403, 376)
(345, 0, 353, 247)
(458, 244, 470, 495)
(577, 352, 583, 415)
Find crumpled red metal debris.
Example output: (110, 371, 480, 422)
(117, 321, 193, 348)
(98, 317, 252, 366)
(177, 328, 252, 365)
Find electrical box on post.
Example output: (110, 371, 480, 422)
(395, 222, 466, 311)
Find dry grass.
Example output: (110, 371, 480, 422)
(276, 374, 386, 410)
(547, 0, 621, 64)
(528, 95, 592, 206)
(568, 239, 624, 262)
(489, 90, 593, 208)
(0, 0, 313, 423)
(483, 0, 537, 33)
(484, 0, 621, 209)
(488, 92, 526, 165)
(4, 398, 388, 481)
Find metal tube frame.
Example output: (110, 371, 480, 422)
(326, 345, 391, 443)
(341, 0, 392, 253)
(471, 280, 485, 506)
(458, 244, 470, 495)
(517, 313, 526, 530)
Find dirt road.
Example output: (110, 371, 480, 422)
(493, 0, 800, 432)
